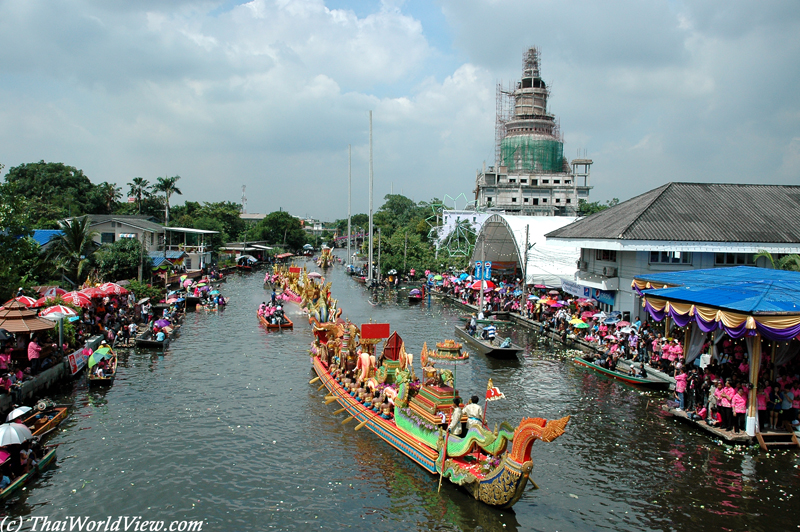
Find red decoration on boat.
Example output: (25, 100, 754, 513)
(361, 323, 390, 340)
(485, 378, 506, 402)
(289, 267, 302, 274)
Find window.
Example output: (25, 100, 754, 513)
(565, 180, 572, 184)
(542, 198, 547, 203)
(486, 197, 493, 204)
(524, 198, 529, 203)
(555, 198, 561, 203)
(595, 249, 617, 262)
(511, 197, 517, 203)
(542, 179, 549, 184)
(101, 232, 115, 244)
(554, 180, 560, 184)
(533, 198, 539, 205)
(520, 179, 527, 184)
(715, 253, 755, 265)
(531, 180, 538, 186)
(650, 251, 692, 264)
(509, 179, 516, 183)
(566, 199, 571, 204)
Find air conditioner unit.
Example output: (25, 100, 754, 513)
(602, 266, 617, 277)
(577, 260, 588, 271)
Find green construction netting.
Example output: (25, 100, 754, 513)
(501, 136, 564, 173)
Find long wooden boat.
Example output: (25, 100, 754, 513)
(408, 288, 425, 303)
(135, 331, 170, 349)
(572, 356, 670, 390)
(88, 347, 117, 387)
(258, 313, 294, 330)
(459, 315, 512, 325)
(19, 404, 69, 439)
(0, 447, 57, 502)
(454, 325, 522, 359)
(311, 346, 569, 509)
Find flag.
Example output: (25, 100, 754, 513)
(485, 378, 505, 402)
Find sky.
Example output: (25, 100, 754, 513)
(1, 0, 799, 221)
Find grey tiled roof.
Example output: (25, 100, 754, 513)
(546, 182, 800, 243)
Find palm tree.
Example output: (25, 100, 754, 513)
(127, 177, 151, 214)
(154, 175, 182, 226)
(754, 250, 800, 271)
(47, 216, 99, 286)
(100, 182, 122, 211)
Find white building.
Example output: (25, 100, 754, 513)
(545, 182, 800, 319)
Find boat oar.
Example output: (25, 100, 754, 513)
(309, 376, 321, 384)
(354, 409, 381, 431)
(317, 383, 326, 391)
(333, 406, 348, 415)
(341, 416, 355, 424)
(324, 396, 338, 405)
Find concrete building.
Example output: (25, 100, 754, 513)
(475, 47, 592, 216)
(66, 215, 165, 253)
(545, 182, 800, 319)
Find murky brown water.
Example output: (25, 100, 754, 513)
(6, 256, 799, 531)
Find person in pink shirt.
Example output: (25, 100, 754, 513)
(27, 336, 42, 374)
(674, 368, 688, 410)
(756, 385, 769, 431)
(732, 384, 748, 434)
(718, 379, 735, 431)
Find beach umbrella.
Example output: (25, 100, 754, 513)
(5, 406, 32, 423)
(81, 287, 105, 298)
(88, 347, 113, 368)
(34, 295, 59, 307)
(100, 282, 128, 295)
(4, 296, 37, 308)
(307, 272, 322, 279)
(40, 305, 78, 320)
(0, 423, 33, 445)
(155, 319, 170, 328)
(62, 292, 92, 307)
(41, 287, 67, 299)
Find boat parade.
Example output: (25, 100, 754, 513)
(1, 4, 799, 528)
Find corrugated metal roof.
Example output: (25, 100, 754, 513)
(546, 183, 800, 243)
(31, 230, 63, 246)
(149, 250, 187, 260)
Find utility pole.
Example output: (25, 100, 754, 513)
(521, 224, 529, 316)
(367, 111, 374, 282)
(347, 144, 352, 268)
(403, 231, 407, 273)
(377, 227, 381, 284)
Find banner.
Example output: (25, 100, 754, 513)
(361, 323, 391, 339)
(592, 288, 616, 306)
(474, 261, 482, 281)
(484, 261, 492, 280)
(561, 279, 591, 299)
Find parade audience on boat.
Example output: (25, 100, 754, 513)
(463, 395, 483, 430)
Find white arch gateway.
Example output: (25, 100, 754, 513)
(472, 214, 581, 288)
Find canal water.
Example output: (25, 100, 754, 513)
(7, 257, 800, 531)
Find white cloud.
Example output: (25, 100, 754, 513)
(0, 0, 798, 220)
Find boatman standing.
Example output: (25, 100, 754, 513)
(482, 324, 497, 343)
(447, 397, 464, 436)
(463, 395, 483, 431)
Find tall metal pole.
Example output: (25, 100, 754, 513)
(478, 233, 485, 314)
(377, 227, 381, 284)
(347, 144, 352, 267)
(521, 225, 529, 317)
(368, 111, 374, 282)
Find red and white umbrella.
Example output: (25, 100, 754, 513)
(4, 296, 38, 308)
(469, 280, 496, 290)
(40, 305, 78, 320)
(34, 295, 59, 307)
(80, 287, 105, 298)
(41, 287, 67, 299)
(62, 291, 92, 307)
(100, 282, 128, 295)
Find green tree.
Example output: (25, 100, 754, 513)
(578, 198, 619, 216)
(0, 179, 47, 299)
(97, 182, 122, 212)
(754, 250, 800, 271)
(4, 161, 107, 227)
(127, 177, 152, 214)
(251, 211, 306, 250)
(46, 216, 99, 286)
(154, 175, 182, 226)
(96, 237, 151, 282)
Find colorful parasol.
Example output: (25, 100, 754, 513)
(100, 282, 129, 295)
(4, 296, 37, 307)
(88, 347, 114, 368)
(62, 291, 92, 307)
(40, 305, 78, 320)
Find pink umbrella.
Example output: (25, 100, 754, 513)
(307, 272, 323, 279)
(183, 279, 193, 288)
(617, 321, 631, 327)
(62, 291, 92, 307)
(100, 282, 129, 295)
(547, 301, 563, 307)
(4, 296, 37, 307)
(40, 305, 78, 320)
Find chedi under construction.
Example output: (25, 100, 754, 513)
(475, 47, 592, 216)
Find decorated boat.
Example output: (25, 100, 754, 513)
(0, 447, 57, 502)
(317, 247, 334, 269)
(258, 313, 294, 330)
(309, 324, 569, 509)
(87, 345, 117, 386)
(572, 356, 670, 390)
(454, 325, 523, 359)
